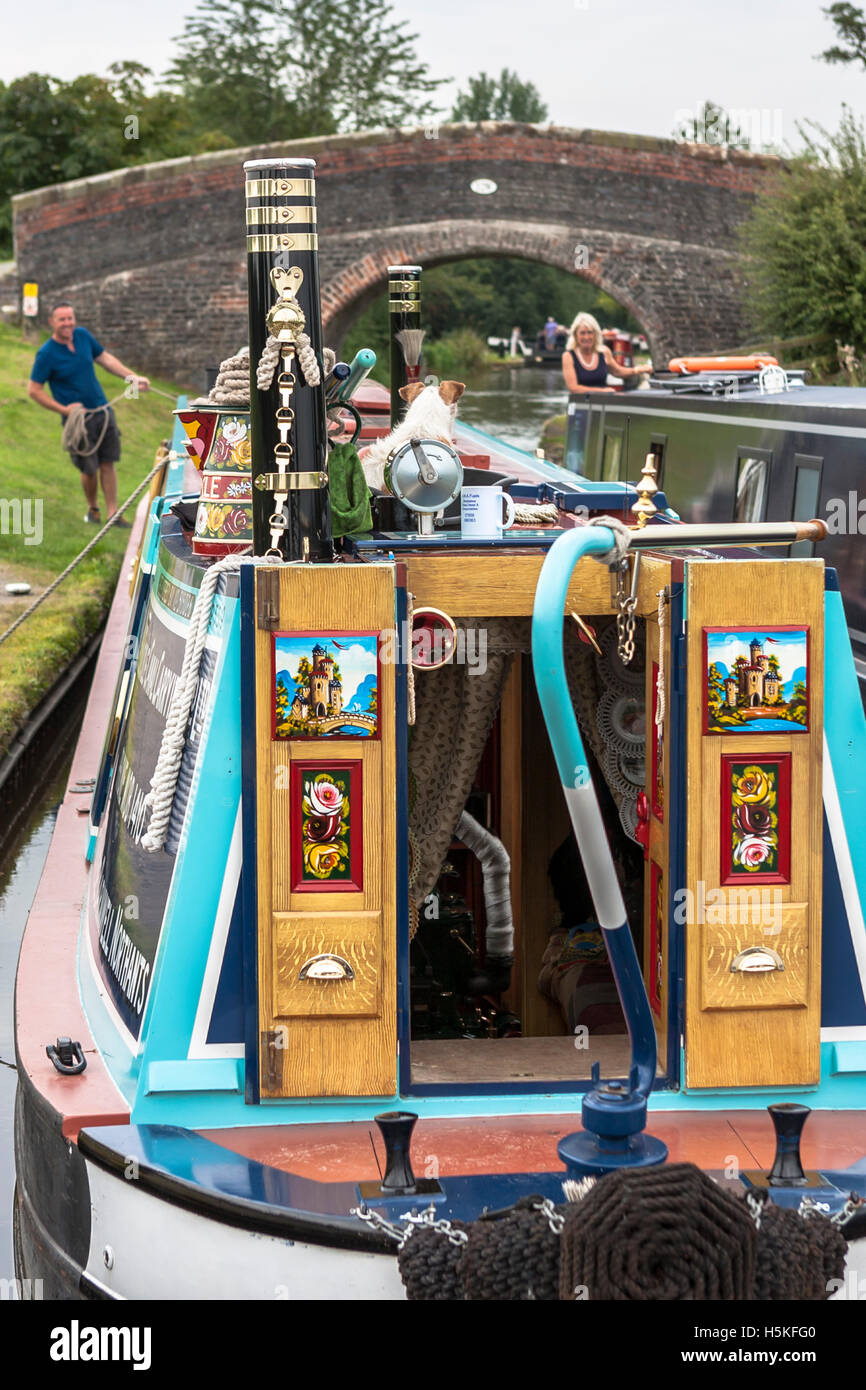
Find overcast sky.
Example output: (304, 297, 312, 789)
(2, 0, 863, 149)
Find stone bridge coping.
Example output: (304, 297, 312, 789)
(11, 121, 783, 211)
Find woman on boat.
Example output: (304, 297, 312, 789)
(562, 313, 652, 393)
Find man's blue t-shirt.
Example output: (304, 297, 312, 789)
(30, 327, 108, 409)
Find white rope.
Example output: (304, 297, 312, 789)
(586, 513, 633, 563)
(256, 335, 335, 392)
(141, 553, 248, 852)
(406, 590, 416, 725)
(513, 502, 560, 525)
(656, 588, 666, 726)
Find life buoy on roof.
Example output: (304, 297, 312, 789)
(667, 355, 779, 374)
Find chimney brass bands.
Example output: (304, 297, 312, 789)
(245, 157, 333, 561)
(388, 264, 423, 428)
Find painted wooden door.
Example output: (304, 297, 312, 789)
(683, 559, 824, 1089)
(251, 562, 398, 1097)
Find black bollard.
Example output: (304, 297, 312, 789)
(767, 1102, 810, 1186)
(375, 1111, 418, 1194)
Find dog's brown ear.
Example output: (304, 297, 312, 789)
(438, 381, 466, 405)
(398, 382, 426, 405)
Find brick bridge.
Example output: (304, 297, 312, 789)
(12, 123, 779, 385)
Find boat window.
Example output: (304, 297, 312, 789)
(601, 429, 623, 482)
(790, 455, 822, 558)
(734, 451, 771, 523)
(649, 436, 666, 490)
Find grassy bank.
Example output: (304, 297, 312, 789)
(0, 321, 179, 759)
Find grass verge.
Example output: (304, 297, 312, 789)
(0, 320, 179, 759)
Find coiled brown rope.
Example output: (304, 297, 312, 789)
(749, 1198, 847, 1300)
(461, 1196, 563, 1301)
(558, 1164, 757, 1300)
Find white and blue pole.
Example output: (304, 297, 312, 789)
(532, 525, 668, 1177)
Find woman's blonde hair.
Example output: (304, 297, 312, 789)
(566, 312, 603, 353)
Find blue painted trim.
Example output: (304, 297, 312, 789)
(131, 591, 242, 1118)
(394, 581, 411, 1096)
(666, 579, 688, 1086)
(147, 1060, 243, 1093)
(830, 1043, 866, 1074)
(164, 396, 189, 499)
(239, 562, 261, 1105)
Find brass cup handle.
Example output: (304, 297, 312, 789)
(730, 946, 784, 973)
(298, 954, 355, 981)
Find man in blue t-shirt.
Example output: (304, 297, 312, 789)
(28, 302, 150, 526)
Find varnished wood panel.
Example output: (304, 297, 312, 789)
(272, 911, 382, 1017)
(701, 904, 809, 1010)
(404, 552, 670, 618)
(255, 563, 397, 1097)
(683, 560, 824, 1089)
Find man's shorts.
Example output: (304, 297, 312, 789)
(67, 406, 121, 476)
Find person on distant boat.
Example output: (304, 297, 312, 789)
(562, 312, 653, 394)
(28, 302, 150, 527)
(543, 315, 559, 350)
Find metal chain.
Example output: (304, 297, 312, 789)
(349, 1206, 405, 1244)
(266, 347, 296, 559)
(614, 556, 639, 665)
(399, 1207, 469, 1248)
(745, 1191, 764, 1230)
(533, 1197, 565, 1236)
(831, 1195, 863, 1227)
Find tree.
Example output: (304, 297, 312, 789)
(451, 69, 547, 124)
(739, 107, 866, 355)
(819, 3, 866, 67)
(672, 101, 751, 149)
(165, 0, 446, 147)
(707, 662, 725, 711)
(0, 66, 201, 257)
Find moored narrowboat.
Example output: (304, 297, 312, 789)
(14, 156, 866, 1302)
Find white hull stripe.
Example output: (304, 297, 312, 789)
(823, 732, 866, 1010)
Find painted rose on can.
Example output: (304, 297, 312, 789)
(732, 767, 774, 805)
(301, 773, 351, 881)
(222, 419, 248, 445)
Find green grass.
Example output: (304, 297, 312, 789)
(0, 320, 180, 758)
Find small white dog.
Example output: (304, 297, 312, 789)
(359, 380, 465, 491)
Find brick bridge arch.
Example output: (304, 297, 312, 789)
(12, 123, 779, 383)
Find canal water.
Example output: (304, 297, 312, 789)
(0, 362, 565, 1292)
(0, 681, 89, 1292)
(455, 363, 566, 454)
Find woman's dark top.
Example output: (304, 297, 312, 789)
(569, 348, 608, 388)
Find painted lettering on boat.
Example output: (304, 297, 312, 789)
(136, 627, 181, 720)
(97, 877, 151, 1017)
(49, 1320, 151, 1370)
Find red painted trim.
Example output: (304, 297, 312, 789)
(651, 661, 663, 822)
(290, 760, 364, 893)
(720, 752, 792, 886)
(15, 507, 146, 1139)
(703, 625, 810, 735)
(271, 630, 381, 742)
(649, 860, 663, 1016)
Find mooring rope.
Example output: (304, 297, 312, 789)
(0, 453, 173, 649)
(141, 552, 249, 853)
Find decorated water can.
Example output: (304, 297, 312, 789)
(174, 407, 253, 556)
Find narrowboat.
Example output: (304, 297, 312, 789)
(13, 156, 866, 1302)
(564, 363, 866, 690)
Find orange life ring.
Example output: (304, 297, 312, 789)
(667, 355, 779, 374)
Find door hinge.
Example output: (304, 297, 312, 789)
(257, 568, 281, 630)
